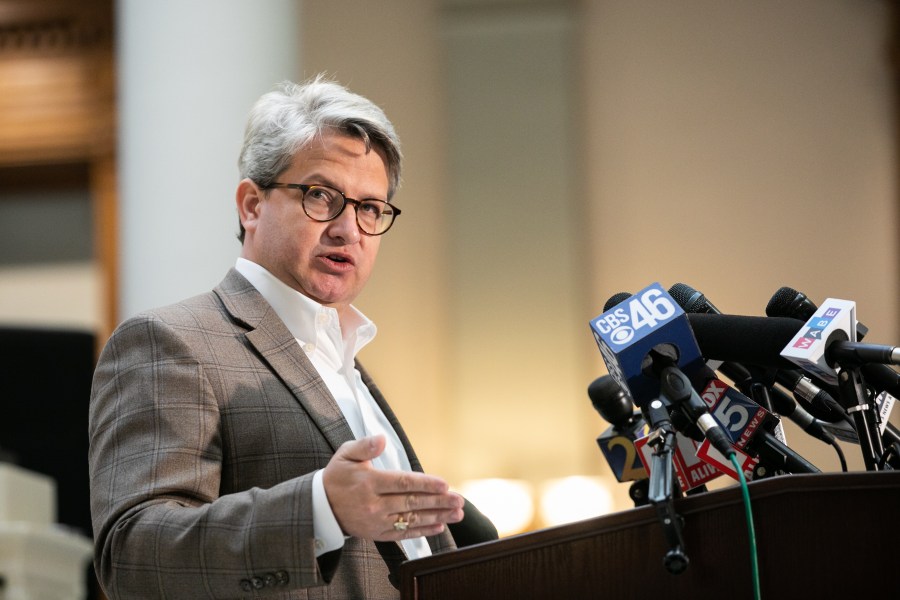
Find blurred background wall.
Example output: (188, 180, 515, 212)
(1, 0, 897, 539)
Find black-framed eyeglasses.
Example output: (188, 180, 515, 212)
(264, 182, 401, 236)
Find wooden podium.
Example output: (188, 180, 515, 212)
(400, 471, 900, 599)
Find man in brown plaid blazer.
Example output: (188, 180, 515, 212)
(89, 76, 495, 599)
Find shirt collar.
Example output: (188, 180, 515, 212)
(234, 258, 377, 355)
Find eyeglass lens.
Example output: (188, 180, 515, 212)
(302, 185, 395, 235)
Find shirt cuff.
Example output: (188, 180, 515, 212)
(312, 469, 347, 556)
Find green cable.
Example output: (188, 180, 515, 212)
(729, 453, 761, 600)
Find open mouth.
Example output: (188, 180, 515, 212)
(325, 253, 352, 265)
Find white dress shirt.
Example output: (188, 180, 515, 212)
(235, 258, 431, 560)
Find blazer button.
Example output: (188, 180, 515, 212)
(239, 579, 252, 592)
(251, 576, 264, 590)
(263, 573, 276, 587)
(275, 570, 290, 585)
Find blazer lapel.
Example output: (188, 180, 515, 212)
(214, 269, 454, 567)
(213, 268, 355, 453)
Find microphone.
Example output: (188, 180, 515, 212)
(686, 312, 804, 371)
(592, 285, 780, 468)
(595, 287, 822, 477)
(588, 375, 649, 483)
(768, 389, 837, 445)
(604, 292, 633, 312)
(779, 298, 887, 469)
(713, 359, 836, 445)
(767, 287, 900, 468)
(767, 286, 899, 398)
(778, 298, 898, 375)
(591, 286, 735, 488)
(824, 337, 900, 368)
(668, 283, 839, 442)
(590, 283, 707, 409)
(588, 364, 721, 469)
(772, 368, 847, 424)
(656, 364, 735, 459)
(670, 282, 844, 413)
(767, 286, 869, 339)
(686, 309, 899, 468)
(688, 310, 897, 397)
(694, 370, 820, 475)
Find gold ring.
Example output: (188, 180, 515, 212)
(393, 514, 409, 531)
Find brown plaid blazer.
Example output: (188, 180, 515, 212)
(89, 269, 456, 599)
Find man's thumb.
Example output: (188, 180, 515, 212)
(338, 435, 386, 463)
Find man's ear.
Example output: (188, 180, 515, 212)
(236, 178, 263, 235)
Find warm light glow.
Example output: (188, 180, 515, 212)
(456, 478, 534, 537)
(538, 476, 614, 527)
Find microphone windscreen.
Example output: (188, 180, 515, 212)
(603, 292, 632, 312)
(765, 286, 817, 321)
(448, 498, 499, 547)
(687, 313, 804, 371)
(588, 375, 634, 427)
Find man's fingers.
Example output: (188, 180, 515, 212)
(372, 469, 452, 496)
(381, 506, 464, 540)
(384, 490, 464, 514)
(325, 439, 465, 541)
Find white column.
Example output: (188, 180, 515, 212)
(116, 0, 300, 320)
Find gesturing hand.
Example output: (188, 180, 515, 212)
(322, 435, 464, 541)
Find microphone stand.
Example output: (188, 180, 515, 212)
(644, 398, 689, 575)
(834, 362, 885, 471)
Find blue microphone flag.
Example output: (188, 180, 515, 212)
(590, 283, 705, 407)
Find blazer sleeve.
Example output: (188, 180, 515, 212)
(89, 312, 335, 599)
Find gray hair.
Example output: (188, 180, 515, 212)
(237, 75, 402, 242)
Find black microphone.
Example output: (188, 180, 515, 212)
(685, 312, 803, 371)
(824, 335, 900, 368)
(686, 309, 851, 426)
(772, 368, 847, 424)
(687, 311, 900, 462)
(668, 283, 843, 438)
(603, 291, 633, 312)
(687, 358, 820, 475)
(766, 286, 900, 399)
(767, 287, 900, 462)
(594, 286, 818, 475)
(655, 362, 735, 459)
(589, 374, 637, 426)
(593, 287, 742, 489)
(766, 286, 869, 339)
(716, 360, 836, 445)
(688, 312, 898, 375)
(588, 375, 649, 484)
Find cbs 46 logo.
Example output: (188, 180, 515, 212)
(594, 288, 677, 345)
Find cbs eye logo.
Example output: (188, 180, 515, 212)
(609, 326, 634, 345)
